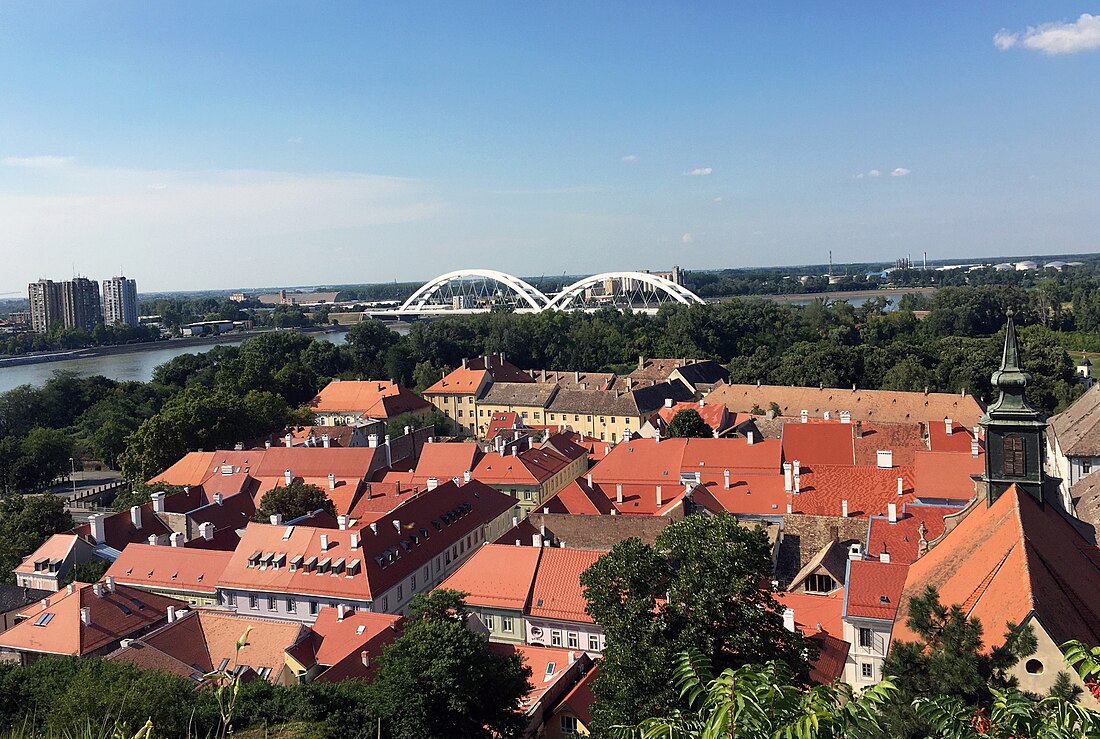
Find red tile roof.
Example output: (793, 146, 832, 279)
(775, 589, 849, 683)
(927, 420, 980, 453)
(657, 401, 729, 431)
(528, 548, 602, 624)
(488, 643, 587, 714)
(424, 355, 532, 396)
(853, 422, 928, 467)
(588, 437, 781, 486)
(218, 480, 517, 601)
(782, 422, 855, 466)
(437, 544, 541, 610)
(553, 664, 598, 726)
(0, 582, 184, 656)
(689, 474, 790, 516)
(407, 442, 482, 483)
(105, 544, 233, 597)
(540, 480, 616, 515)
(912, 450, 983, 500)
(866, 503, 965, 565)
(71, 503, 173, 550)
(792, 464, 916, 517)
(307, 607, 403, 682)
(893, 486, 1100, 651)
(474, 446, 575, 486)
(309, 380, 429, 419)
(487, 412, 521, 439)
(15, 534, 80, 575)
(844, 560, 909, 620)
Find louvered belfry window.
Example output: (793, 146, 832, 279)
(1003, 434, 1026, 477)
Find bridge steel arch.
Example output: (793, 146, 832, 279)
(544, 271, 705, 311)
(399, 269, 551, 312)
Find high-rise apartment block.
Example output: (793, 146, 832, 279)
(102, 276, 139, 327)
(27, 276, 106, 333)
(28, 279, 63, 333)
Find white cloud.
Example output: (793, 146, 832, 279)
(868, 169, 881, 178)
(855, 173, 865, 179)
(146, 184, 168, 191)
(994, 13, 1100, 54)
(621, 154, 638, 162)
(681, 232, 694, 243)
(890, 167, 911, 177)
(287, 136, 304, 144)
(683, 167, 712, 176)
(713, 196, 723, 202)
(3, 155, 75, 169)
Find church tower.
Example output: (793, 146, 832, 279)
(981, 309, 1048, 505)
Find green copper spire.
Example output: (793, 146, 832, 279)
(987, 308, 1037, 415)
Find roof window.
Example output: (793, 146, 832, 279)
(33, 613, 54, 627)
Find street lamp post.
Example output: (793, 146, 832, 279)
(69, 457, 77, 498)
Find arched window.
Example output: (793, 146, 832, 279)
(1004, 434, 1026, 477)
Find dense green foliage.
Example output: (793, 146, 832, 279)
(666, 408, 713, 438)
(252, 481, 335, 522)
(580, 513, 806, 736)
(365, 590, 532, 739)
(0, 494, 72, 582)
(0, 323, 162, 358)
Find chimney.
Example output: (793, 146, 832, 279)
(654, 429, 661, 444)
(876, 450, 893, 469)
(793, 459, 801, 478)
(151, 492, 166, 514)
(888, 502, 897, 523)
(746, 431, 755, 445)
(427, 477, 439, 491)
(369, 522, 378, 535)
(800, 409, 808, 423)
(284, 469, 293, 486)
(511, 445, 517, 457)
(971, 440, 980, 457)
(463, 470, 471, 484)
(329, 473, 336, 490)
(338, 515, 349, 531)
(533, 533, 543, 547)
(638, 354, 645, 370)
(285, 433, 293, 448)
(782, 608, 795, 633)
(794, 473, 801, 494)
(385, 435, 392, 467)
(337, 604, 348, 621)
(664, 398, 673, 408)
(167, 605, 178, 623)
(823, 410, 831, 420)
(849, 542, 862, 560)
(200, 522, 214, 541)
(41, 598, 50, 610)
(945, 418, 953, 436)
(723, 469, 731, 489)
(881, 547, 891, 564)
(170, 532, 183, 547)
(462, 357, 467, 369)
(270, 514, 283, 526)
(90, 513, 106, 544)
(322, 433, 331, 448)
(93, 582, 104, 597)
(786, 502, 793, 514)
(392, 519, 401, 532)
(586, 473, 593, 486)
(319, 534, 329, 550)
(840, 410, 851, 424)
(66, 582, 75, 595)
(897, 477, 904, 496)
(265, 440, 272, 448)
(783, 463, 793, 492)
(615, 484, 623, 504)
(656, 485, 663, 507)
(214, 492, 223, 505)
(361, 650, 370, 668)
(105, 576, 115, 592)
(80, 607, 92, 626)
(130, 506, 142, 530)
(148, 534, 158, 546)
(841, 499, 849, 517)
(368, 434, 378, 448)
(350, 532, 360, 549)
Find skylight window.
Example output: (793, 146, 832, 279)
(33, 613, 54, 627)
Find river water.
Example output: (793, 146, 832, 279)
(0, 331, 352, 394)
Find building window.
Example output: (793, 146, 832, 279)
(226, 592, 236, 607)
(287, 598, 296, 613)
(550, 414, 555, 420)
(587, 416, 592, 422)
(485, 614, 495, 631)
(267, 596, 277, 611)
(249, 595, 258, 610)
(411, 574, 416, 590)
(524, 490, 532, 501)
(574, 415, 579, 421)
(859, 627, 873, 649)
(1084, 460, 1092, 475)
(502, 616, 514, 633)
(861, 663, 874, 679)
(309, 600, 319, 616)
(551, 630, 563, 647)
(567, 632, 578, 649)
(381, 596, 389, 611)
(458, 409, 463, 417)
(534, 412, 541, 419)
(1003, 433, 1026, 477)
(806, 574, 836, 593)
(521, 412, 528, 418)
(611, 433, 617, 442)
(396, 585, 403, 601)
(588, 634, 600, 651)
(560, 716, 578, 734)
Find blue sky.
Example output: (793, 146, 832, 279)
(1, 2, 1098, 292)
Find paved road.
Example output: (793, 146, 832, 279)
(45, 469, 123, 500)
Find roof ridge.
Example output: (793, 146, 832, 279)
(960, 544, 1016, 617)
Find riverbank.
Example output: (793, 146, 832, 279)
(0, 325, 347, 368)
(745, 286, 937, 304)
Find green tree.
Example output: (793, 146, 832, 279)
(615, 649, 896, 739)
(666, 408, 713, 438)
(580, 514, 807, 735)
(386, 409, 450, 439)
(367, 590, 531, 739)
(252, 481, 335, 523)
(9, 427, 75, 492)
(61, 557, 111, 585)
(0, 494, 73, 580)
(879, 585, 1037, 739)
(110, 482, 190, 513)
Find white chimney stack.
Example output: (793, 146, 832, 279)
(361, 650, 370, 668)
(793, 459, 801, 477)
(200, 522, 214, 541)
(840, 410, 851, 424)
(170, 532, 183, 547)
(66, 583, 75, 595)
(90, 513, 106, 544)
(329, 473, 336, 490)
(783, 463, 792, 492)
(616, 483, 623, 504)
(350, 532, 360, 549)
(427, 477, 439, 491)
(723, 469, 731, 489)
(130, 506, 142, 530)
(876, 450, 893, 469)
(147, 534, 158, 546)
(167, 606, 177, 623)
(463, 470, 471, 484)
(151, 492, 166, 513)
(971, 440, 980, 457)
(945, 417, 953, 436)
(285, 433, 293, 448)
(93, 582, 105, 597)
(368, 434, 379, 448)
(823, 410, 831, 421)
(586, 473, 592, 486)
(322, 434, 331, 448)
(656, 485, 663, 507)
(338, 515, 349, 531)
(841, 499, 849, 517)
(533, 534, 543, 547)
(897, 477, 904, 496)
(319, 534, 329, 550)
(800, 409, 808, 423)
(214, 492, 223, 505)
(881, 549, 891, 564)
(80, 607, 92, 626)
(284, 469, 293, 486)
(747, 431, 755, 445)
(105, 575, 115, 592)
(888, 502, 897, 523)
(270, 514, 283, 526)
(337, 604, 348, 621)
(783, 607, 795, 633)
(664, 398, 673, 408)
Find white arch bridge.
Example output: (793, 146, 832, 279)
(367, 269, 705, 318)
